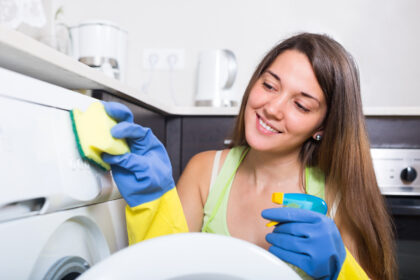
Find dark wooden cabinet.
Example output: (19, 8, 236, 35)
(180, 117, 235, 168)
(170, 116, 236, 181)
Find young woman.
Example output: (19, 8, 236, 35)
(102, 33, 396, 279)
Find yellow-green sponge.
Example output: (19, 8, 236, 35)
(70, 102, 130, 171)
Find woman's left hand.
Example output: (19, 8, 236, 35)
(101, 101, 175, 208)
(262, 207, 346, 280)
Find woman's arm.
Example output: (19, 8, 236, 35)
(176, 151, 217, 231)
(101, 102, 190, 244)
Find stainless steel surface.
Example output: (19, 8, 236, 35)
(372, 149, 420, 279)
(195, 99, 238, 107)
(371, 148, 420, 195)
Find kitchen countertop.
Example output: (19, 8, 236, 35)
(0, 26, 419, 117)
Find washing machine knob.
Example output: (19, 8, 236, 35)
(400, 167, 417, 183)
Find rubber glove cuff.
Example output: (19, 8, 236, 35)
(103, 152, 175, 207)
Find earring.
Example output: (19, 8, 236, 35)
(315, 134, 322, 141)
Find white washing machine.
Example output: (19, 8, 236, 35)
(0, 67, 128, 279)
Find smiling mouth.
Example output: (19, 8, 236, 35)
(257, 115, 281, 133)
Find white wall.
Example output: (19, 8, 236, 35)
(60, 0, 420, 108)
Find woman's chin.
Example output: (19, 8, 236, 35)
(246, 136, 276, 152)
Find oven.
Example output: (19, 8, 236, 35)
(371, 148, 420, 280)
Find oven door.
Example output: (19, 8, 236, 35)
(386, 196, 420, 280)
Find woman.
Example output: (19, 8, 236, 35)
(102, 33, 396, 279)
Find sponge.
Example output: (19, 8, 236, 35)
(70, 102, 130, 171)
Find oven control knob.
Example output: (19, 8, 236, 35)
(400, 167, 417, 183)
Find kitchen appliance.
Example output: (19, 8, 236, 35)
(79, 233, 302, 279)
(69, 20, 128, 81)
(195, 49, 238, 107)
(371, 148, 420, 280)
(0, 66, 127, 279)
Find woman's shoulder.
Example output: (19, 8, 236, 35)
(189, 146, 247, 167)
(177, 149, 230, 201)
(186, 149, 230, 174)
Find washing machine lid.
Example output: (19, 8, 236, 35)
(79, 233, 302, 280)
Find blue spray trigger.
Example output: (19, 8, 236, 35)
(266, 193, 328, 227)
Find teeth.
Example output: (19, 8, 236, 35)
(259, 118, 279, 133)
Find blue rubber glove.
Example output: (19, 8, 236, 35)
(262, 207, 346, 280)
(101, 101, 175, 207)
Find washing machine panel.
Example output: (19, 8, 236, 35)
(0, 67, 128, 279)
(0, 93, 121, 220)
(0, 96, 62, 220)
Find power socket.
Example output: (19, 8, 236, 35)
(143, 48, 185, 70)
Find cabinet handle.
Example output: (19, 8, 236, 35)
(224, 139, 233, 146)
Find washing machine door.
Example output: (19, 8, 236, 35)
(79, 233, 302, 280)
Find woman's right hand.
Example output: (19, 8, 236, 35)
(262, 207, 346, 280)
(101, 102, 175, 207)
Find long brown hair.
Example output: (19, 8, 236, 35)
(231, 33, 396, 279)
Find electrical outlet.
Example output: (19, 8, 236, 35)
(143, 48, 185, 70)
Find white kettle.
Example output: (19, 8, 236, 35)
(195, 49, 238, 107)
(68, 20, 128, 81)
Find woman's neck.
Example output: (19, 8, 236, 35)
(241, 148, 304, 194)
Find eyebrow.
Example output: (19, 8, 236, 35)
(267, 70, 280, 81)
(265, 70, 320, 105)
(301, 91, 320, 105)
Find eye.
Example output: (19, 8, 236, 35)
(295, 102, 310, 112)
(263, 82, 275, 91)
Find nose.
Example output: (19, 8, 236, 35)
(263, 94, 286, 120)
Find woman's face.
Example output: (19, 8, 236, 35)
(244, 49, 327, 155)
